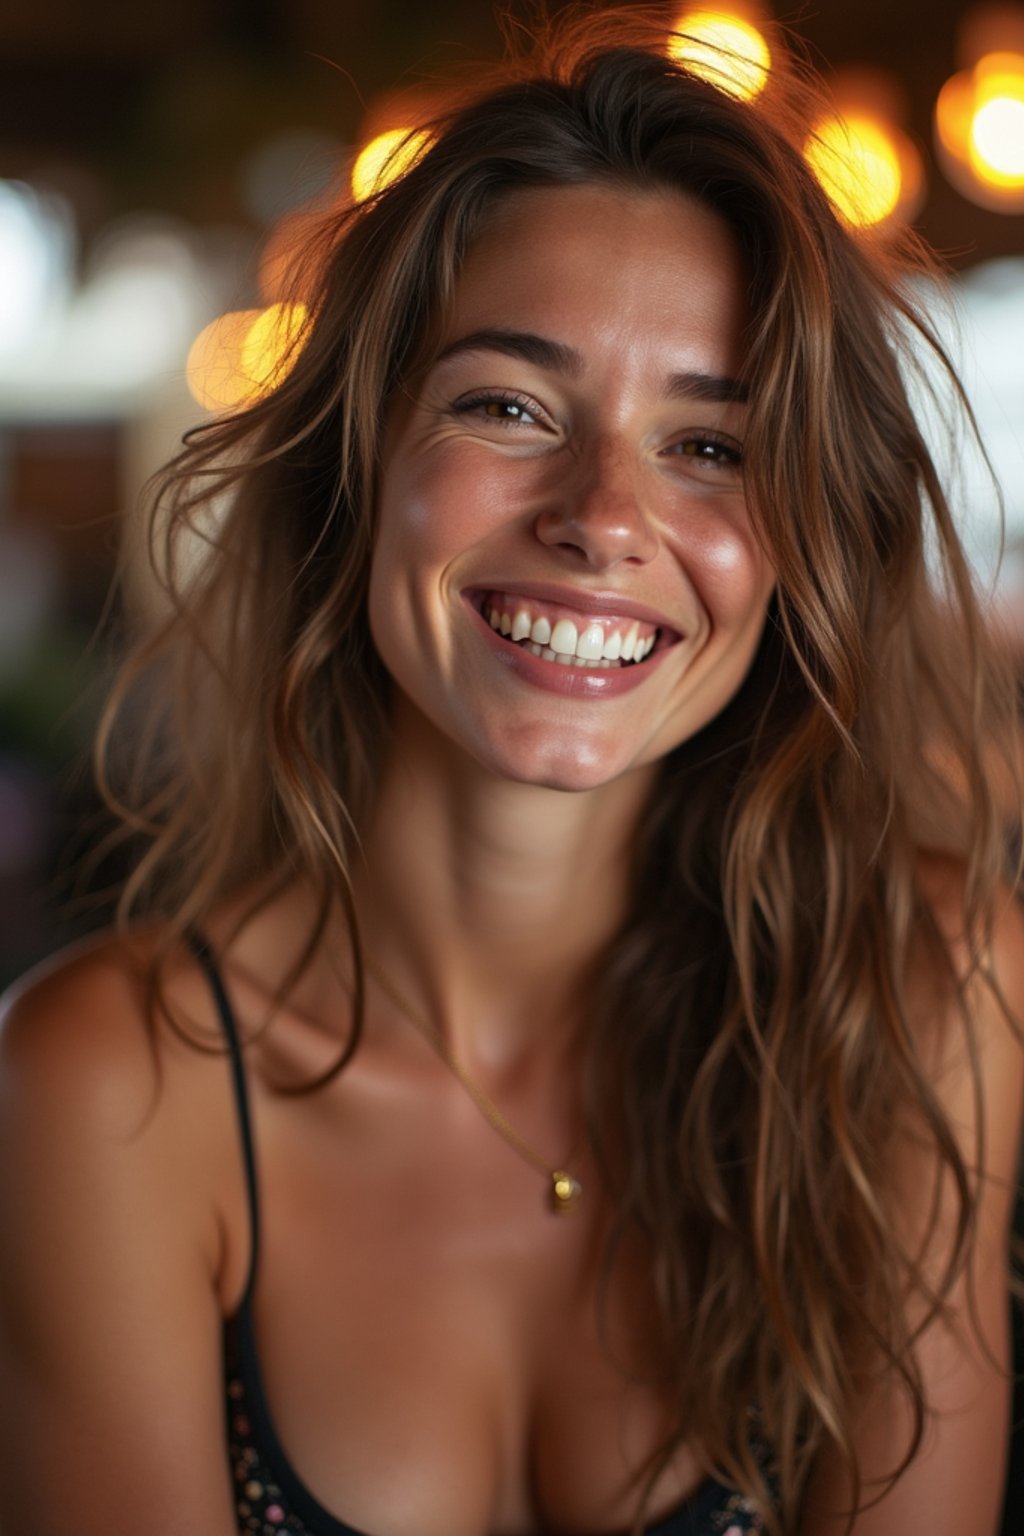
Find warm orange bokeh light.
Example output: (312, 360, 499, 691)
(935, 50, 1024, 207)
(350, 128, 433, 202)
(971, 92, 1024, 181)
(936, 70, 975, 158)
(804, 112, 908, 228)
(186, 310, 261, 413)
(241, 302, 309, 390)
(186, 302, 309, 413)
(970, 53, 1024, 185)
(668, 9, 772, 100)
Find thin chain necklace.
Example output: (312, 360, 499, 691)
(365, 958, 583, 1213)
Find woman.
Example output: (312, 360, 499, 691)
(1, 8, 1021, 1535)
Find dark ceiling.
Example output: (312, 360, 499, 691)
(1, 0, 1021, 269)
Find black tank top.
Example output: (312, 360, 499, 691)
(191, 935, 770, 1535)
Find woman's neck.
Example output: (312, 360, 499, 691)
(352, 696, 657, 1071)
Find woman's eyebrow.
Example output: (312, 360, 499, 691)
(434, 328, 582, 376)
(433, 326, 747, 403)
(665, 370, 748, 404)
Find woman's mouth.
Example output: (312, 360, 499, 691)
(473, 590, 672, 671)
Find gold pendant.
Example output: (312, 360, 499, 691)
(551, 1170, 582, 1212)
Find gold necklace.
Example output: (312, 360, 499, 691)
(366, 959, 583, 1213)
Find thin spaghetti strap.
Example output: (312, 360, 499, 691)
(187, 930, 260, 1304)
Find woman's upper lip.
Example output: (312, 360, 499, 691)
(465, 580, 684, 638)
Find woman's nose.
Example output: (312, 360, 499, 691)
(533, 438, 659, 570)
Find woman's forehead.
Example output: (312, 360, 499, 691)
(436, 181, 750, 379)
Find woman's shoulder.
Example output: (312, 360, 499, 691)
(0, 928, 221, 1125)
(898, 853, 1023, 1241)
(1, 932, 154, 1124)
(0, 926, 249, 1257)
(909, 850, 1024, 1037)
(907, 849, 1024, 1085)
(802, 857, 1022, 1526)
(0, 923, 256, 1314)
(0, 928, 253, 1533)
(2, 924, 151, 1026)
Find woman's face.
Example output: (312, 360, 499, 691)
(369, 181, 775, 792)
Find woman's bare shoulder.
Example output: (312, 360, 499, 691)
(0, 924, 246, 1319)
(874, 855, 1024, 1334)
(906, 852, 1024, 1031)
(0, 928, 217, 1129)
(800, 866, 1023, 1530)
(2, 927, 150, 1040)
(0, 926, 252, 1269)
(906, 852, 1024, 1144)
(0, 931, 245, 1534)
(915, 846, 1023, 944)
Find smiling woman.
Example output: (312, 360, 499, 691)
(369, 183, 773, 789)
(0, 7, 1022, 1536)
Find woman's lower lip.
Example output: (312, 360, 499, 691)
(465, 597, 671, 698)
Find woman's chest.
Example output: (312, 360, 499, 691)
(226, 1085, 708, 1536)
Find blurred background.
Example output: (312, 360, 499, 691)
(0, 0, 1022, 1521)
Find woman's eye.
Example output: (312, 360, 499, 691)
(665, 435, 743, 472)
(453, 393, 546, 428)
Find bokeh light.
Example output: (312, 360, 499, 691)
(186, 309, 261, 412)
(970, 54, 1024, 185)
(972, 92, 1024, 179)
(935, 49, 1024, 207)
(186, 301, 309, 413)
(0, 181, 75, 358)
(350, 128, 433, 201)
(804, 112, 907, 228)
(668, 9, 772, 101)
(936, 69, 978, 172)
(241, 302, 309, 389)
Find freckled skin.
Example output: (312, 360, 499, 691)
(369, 183, 776, 792)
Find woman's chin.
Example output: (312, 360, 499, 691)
(462, 728, 656, 797)
(383, 683, 662, 796)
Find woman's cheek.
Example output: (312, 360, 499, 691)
(669, 500, 773, 621)
(382, 447, 530, 557)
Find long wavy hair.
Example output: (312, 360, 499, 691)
(96, 6, 1020, 1530)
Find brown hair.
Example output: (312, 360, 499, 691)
(96, 6, 1020, 1529)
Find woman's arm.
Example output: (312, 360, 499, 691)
(0, 943, 242, 1536)
(801, 884, 1024, 1536)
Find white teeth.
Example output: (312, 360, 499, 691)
(484, 600, 660, 667)
(550, 619, 578, 657)
(576, 622, 605, 660)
